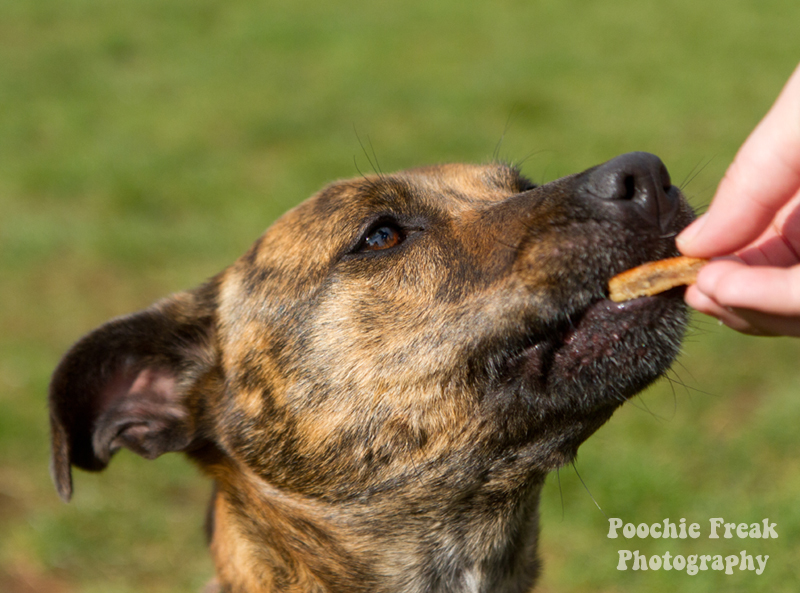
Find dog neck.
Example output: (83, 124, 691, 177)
(205, 463, 545, 593)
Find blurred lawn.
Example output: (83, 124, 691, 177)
(2, 0, 799, 591)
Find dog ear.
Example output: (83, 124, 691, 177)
(49, 281, 219, 502)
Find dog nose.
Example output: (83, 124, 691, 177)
(581, 152, 679, 230)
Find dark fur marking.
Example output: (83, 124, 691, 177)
(49, 157, 694, 592)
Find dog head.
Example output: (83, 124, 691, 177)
(49, 151, 693, 590)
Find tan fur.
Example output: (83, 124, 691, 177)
(50, 156, 694, 592)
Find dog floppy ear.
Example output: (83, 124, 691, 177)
(49, 281, 219, 502)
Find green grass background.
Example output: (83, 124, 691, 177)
(2, 0, 799, 591)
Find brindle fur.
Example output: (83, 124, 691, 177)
(49, 156, 694, 592)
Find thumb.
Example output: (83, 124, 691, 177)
(678, 62, 800, 258)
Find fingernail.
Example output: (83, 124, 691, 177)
(676, 213, 707, 252)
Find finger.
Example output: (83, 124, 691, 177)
(694, 259, 800, 315)
(736, 189, 800, 266)
(685, 284, 800, 336)
(728, 308, 800, 337)
(738, 232, 800, 267)
(678, 62, 800, 258)
(685, 284, 745, 326)
(685, 285, 765, 333)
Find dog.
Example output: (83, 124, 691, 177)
(49, 151, 694, 592)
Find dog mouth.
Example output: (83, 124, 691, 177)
(550, 287, 684, 380)
(501, 283, 687, 414)
(504, 214, 692, 407)
(477, 152, 694, 457)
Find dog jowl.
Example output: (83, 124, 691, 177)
(49, 152, 694, 593)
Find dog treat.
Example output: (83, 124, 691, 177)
(608, 256, 708, 302)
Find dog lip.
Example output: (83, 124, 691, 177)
(559, 289, 682, 346)
(510, 288, 684, 391)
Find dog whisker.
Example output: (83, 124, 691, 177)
(678, 156, 714, 191)
(512, 148, 552, 172)
(492, 108, 521, 163)
(556, 467, 565, 522)
(627, 391, 667, 421)
(353, 125, 386, 181)
(571, 461, 607, 519)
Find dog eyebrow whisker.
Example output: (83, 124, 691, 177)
(366, 135, 383, 176)
(352, 156, 382, 192)
(353, 125, 386, 179)
(493, 107, 523, 163)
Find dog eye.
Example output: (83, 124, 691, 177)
(361, 224, 404, 251)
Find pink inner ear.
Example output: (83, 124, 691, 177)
(93, 364, 193, 463)
(100, 364, 179, 408)
(128, 367, 179, 403)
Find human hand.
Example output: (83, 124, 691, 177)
(677, 62, 800, 336)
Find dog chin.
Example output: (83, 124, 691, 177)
(491, 288, 687, 458)
(548, 289, 688, 399)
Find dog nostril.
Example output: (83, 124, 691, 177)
(622, 175, 637, 201)
(582, 151, 679, 230)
